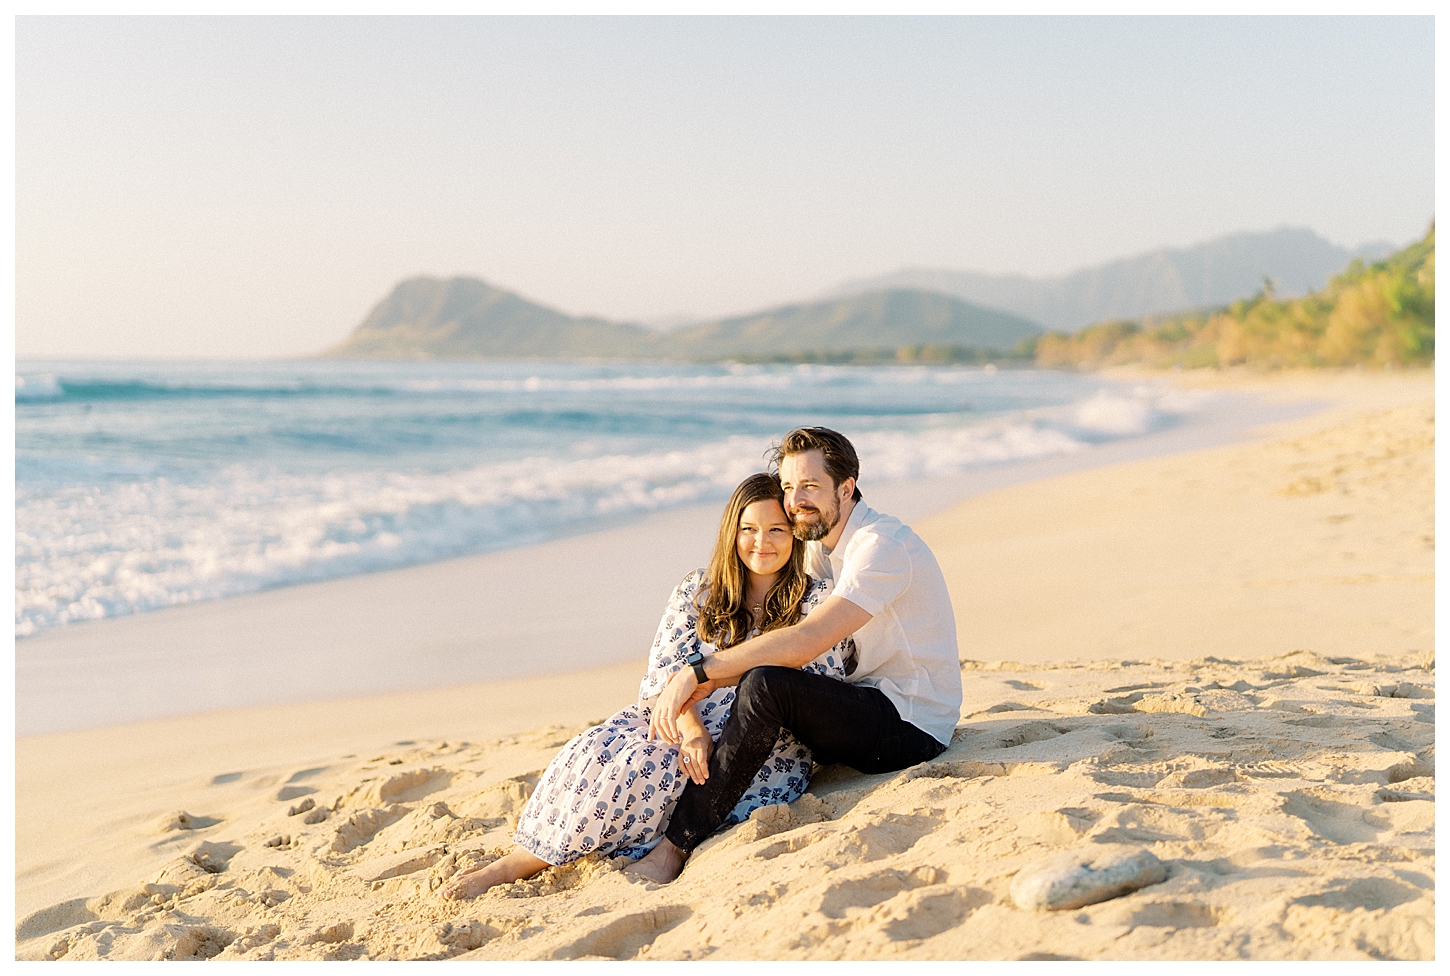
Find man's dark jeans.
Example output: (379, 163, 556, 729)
(663, 666, 947, 853)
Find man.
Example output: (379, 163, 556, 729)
(626, 427, 962, 883)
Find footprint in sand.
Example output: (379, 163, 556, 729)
(1118, 900, 1221, 929)
(755, 828, 833, 861)
(189, 840, 242, 873)
(15, 897, 97, 944)
(220, 923, 281, 959)
(895, 759, 1013, 784)
(448, 775, 537, 822)
(1385, 753, 1435, 783)
(412, 918, 500, 958)
(355, 846, 448, 884)
(306, 921, 355, 945)
(1289, 877, 1421, 912)
(331, 805, 410, 853)
(342, 767, 455, 809)
(873, 885, 991, 942)
(1281, 789, 1391, 845)
(171, 924, 238, 960)
(549, 906, 692, 960)
(1015, 808, 1099, 847)
(789, 867, 984, 949)
(818, 865, 944, 918)
(818, 814, 939, 864)
(995, 721, 1073, 749)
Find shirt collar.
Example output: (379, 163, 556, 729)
(829, 499, 869, 565)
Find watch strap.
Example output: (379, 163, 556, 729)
(686, 649, 708, 684)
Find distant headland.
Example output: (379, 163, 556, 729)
(322, 281, 1044, 365)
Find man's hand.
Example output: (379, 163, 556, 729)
(648, 668, 714, 742)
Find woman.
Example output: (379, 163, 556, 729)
(440, 472, 850, 899)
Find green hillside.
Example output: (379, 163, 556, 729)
(664, 289, 1042, 362)
(325, 277, 661, 360)
(1029, 227, 1435, 370)
(324, 279, 1043, 362)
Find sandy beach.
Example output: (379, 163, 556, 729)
(14, 369, 1433, 961)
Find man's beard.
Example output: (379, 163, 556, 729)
(790, 497, 840, 542)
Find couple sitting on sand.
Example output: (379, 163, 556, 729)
(441, 426, 962, 899)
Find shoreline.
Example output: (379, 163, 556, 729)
(18, 373, 1329, 736)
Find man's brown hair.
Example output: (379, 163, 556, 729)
(767, 427, 862, 501)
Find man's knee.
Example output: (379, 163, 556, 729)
(734, 666, 797, 723)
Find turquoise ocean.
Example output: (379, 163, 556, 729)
(14, 359, 1209, 638)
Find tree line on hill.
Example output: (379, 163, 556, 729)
(1027, 226, 1434, 370)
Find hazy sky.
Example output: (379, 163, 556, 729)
(15, 15, 1435, 359)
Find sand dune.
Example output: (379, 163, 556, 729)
(14, 371, 1434, 960)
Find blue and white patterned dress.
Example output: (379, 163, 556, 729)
(513, 569, 851, 865)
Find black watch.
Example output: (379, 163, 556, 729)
(684, 649, 709, 684)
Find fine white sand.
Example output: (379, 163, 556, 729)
(929, 371, 1434, 665)
(13, 370, 1434, 960)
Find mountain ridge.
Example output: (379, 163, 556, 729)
(323, 225, 1405, 362)
(325, 281, 1043, 362)
(829, 227, 1398, 332)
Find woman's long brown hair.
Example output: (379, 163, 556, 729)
(697, 472, 809, 649)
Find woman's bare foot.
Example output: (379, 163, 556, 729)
(623, 838, 687, 884)
(439, 849, 549, 900)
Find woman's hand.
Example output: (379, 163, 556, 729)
(679, 733, 712, 785)
(673, 704, 712, 785)
(649, 669, 714, 743)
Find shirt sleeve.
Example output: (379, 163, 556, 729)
(832, 527, 912, 618)
(637, 569, 705, 706)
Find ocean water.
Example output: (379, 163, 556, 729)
(15, 359, 1208, 638)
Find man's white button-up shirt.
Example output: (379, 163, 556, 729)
(806, 502, 962, 745)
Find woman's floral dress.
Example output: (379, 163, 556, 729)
(513, 569, 851, 864)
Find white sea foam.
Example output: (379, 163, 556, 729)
(1069, 384, 1210, 437)
(390, 362, 1026, 395)
(14, 412, 1155, 636)
(15, 374, 64, 401)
